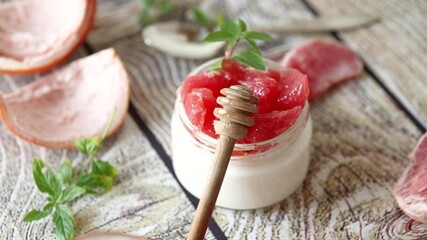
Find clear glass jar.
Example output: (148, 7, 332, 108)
(171, 59, 312, 210)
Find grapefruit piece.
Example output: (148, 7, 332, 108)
(281, 39, 363, 99)
(393, 133, 427, 223)
(243, 107, 303, 143)
(179, 71, 233, 100)
(183, 88, 217, 137)
(0, 48, 130, 149)
(242, 75, 279, 114)
(0, 0, 96, 75)
(276, 68, 309, 110)
(180, 60, 308, 143)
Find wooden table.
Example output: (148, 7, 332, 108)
(1, 0, 427, 239)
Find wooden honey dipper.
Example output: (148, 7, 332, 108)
(187, 85, 258, 240)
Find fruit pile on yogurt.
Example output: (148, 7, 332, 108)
(179, 59, 309, 143)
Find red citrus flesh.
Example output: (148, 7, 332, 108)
(281, 39, 363, 99)
(180, 59, 309, 143)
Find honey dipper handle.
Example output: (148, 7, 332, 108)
(187, 135, 236, 240)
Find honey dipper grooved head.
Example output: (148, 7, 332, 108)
(213, 85, 258, 140)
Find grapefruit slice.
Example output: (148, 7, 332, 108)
(0, 48, 130, 149)
(183, 88, 217, 137)
(281, 39, 363, 99)
(0, 0, 96, 75)
(393, 133, 427, 223)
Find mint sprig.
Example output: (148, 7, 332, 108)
(203, 19, 273, 71)
(139, 0, 174, 27)
(23, 110, 118, 240)
(191, 8, 227, 32)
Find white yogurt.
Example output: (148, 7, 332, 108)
(171, 103, 312, 210)
(171, 59, 313, 210)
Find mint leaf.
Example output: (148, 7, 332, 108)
(204, 31, 233, 43)
(53, 205, 74, 240)
(159, 0, 172, 14)
(43, 203, 54, 214)
(243, 36, 260, 54)
(46, 170, 62, 198)
(23, 203, 54, 222)
(60, 186, 86, 203)
(92, 160, 118, 178)
(57, 160, 73, 185)
(192, 8, 209, 28)
(211, 59, 223, 71)
(144, 0, 156, 6)
(75, 137, 102, 156)
(220, 20, 240, 45)
(215, 13, 226, 26)
(221, 20, 240, 37)
(33, 159, 61, 196)
(76, 174, 113, 192)
(33, 159, 50, 194)
(244, 31, 273, 41)
(23, 210, 47, 222)
(97, 175, 113, 191)
(238, 19, 247, 32)
(203, 19, 271, 70)
(233, 50, 266, 71)
(76, 174, 102, 190)
(25, 110, 118, 240)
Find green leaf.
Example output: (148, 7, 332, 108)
(43, 203, 54, 214)
(23, 210, 46, 222)
(23, 203, 54, 222)
(98, 175, 114, 191)
(53, 205, 74, 240)
(219, 19, 241, 45)
(243, 36, 260, 54)
(192, 8, 209, 28)
(32, 159, 61, 196)
(75, 137, 102, 155)
(244, 31, 273, 41)
(139, 0, 156, 27)
(23, 203, 53, 222)
(204, 31, 233, 43)
(221, 20, 240, 37)
(233, 50, 266, 71)
(76, 174, 102, 190)
(159, 0, 172, 15)
(57, 159, 73, 185)
(92, 160, 118, 178)
(33, 159, 49, 193)
(144, 0, 156, 7)
(60, 186, 86, 203)
(215, 13, 226, 26)
(76, 174, 113, 192)
(46, 170, 62, 198)
(210, 59, 223, 71)
(238, 19, 247, 32)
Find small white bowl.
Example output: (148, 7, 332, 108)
(142, 21, 224, 59)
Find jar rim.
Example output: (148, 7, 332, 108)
(176, 58, 310, 159)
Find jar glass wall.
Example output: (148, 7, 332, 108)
(171, 59, 312, 210)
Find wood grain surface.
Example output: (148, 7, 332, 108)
(98, 0, 427, 238)
(0, 115, 202, 239)
(0, 48, 215, 239)
(308, 0, 427, 130)
(112, 32, 427, 238)
(1, 0, 427, 239)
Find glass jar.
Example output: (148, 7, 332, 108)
(171, 59, 312, 210)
